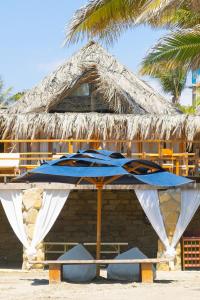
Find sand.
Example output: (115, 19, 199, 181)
(0, 269, 199, 300)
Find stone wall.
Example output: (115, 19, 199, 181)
(0, 203, 22, 267)
(158, 190, 182, 270)
(45, 190, 158, 259)
(22, 188, 44, 269)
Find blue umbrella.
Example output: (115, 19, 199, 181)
(15, 149, 193, 274)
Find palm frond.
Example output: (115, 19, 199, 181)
(140, 26, 200, 73)
(148, 7, 200, 28)
(66, 0, 200, 44)
(66, 0, 146, 44)
(136, 0, 200, 24)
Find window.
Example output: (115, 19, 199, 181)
(71, 83, 90, 97)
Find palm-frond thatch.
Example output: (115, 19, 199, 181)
(8, 42, 178, 115)
(1, 112, 200, 142)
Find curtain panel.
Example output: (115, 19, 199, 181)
(135, 189, 200, 258)
(0, 189, 71, 257)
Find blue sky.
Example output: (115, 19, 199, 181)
(0, 0, 191, 104)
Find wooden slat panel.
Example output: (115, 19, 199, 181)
(182, 237, 200, 270)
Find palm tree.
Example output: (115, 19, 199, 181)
(140, 26, 200, 73)
(144, 67, 187, 104)
(0, 77, 24, 107)
(66, 0, 200, 44)
(66, 1, 200, 73)
(0, 77, 12, 107)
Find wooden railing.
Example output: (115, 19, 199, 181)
(0, 139, 199, 178)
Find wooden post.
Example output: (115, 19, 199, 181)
(137, 134, 143, 154)
(140, 263, 153, 283)
(49, 264, 61, 284)
(127, 141, 132, 158)
(68, 141, 73, 154)
(96, 183, 103, 277)
(175, 159, 180, 175)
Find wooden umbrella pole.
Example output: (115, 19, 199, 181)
(96, 183, 103, 277)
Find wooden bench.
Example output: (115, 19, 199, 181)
(30, 258, 171, 285)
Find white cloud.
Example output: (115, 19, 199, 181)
(36, 59, 65, 73)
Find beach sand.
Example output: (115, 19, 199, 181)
(0, 269, 199, 300)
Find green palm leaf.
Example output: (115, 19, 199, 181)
(147, 7, 200, 29)
(66, 0, 147, 44)
(140, 26, 200, 73)
(66, 0, 200, 44)
(137, 0, 200, 23)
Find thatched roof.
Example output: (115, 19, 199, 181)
(0, 112, 200, 142)
(8, 41, 178, 115)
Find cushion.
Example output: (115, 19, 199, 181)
(58, 244, 96, 282)
(107, 247, 156, 282)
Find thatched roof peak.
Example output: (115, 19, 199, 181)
(9, 41, 178, 115)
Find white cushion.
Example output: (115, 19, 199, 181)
(58, 244, 96, 282)
(0, 153, 20, 167)
(107, 247, 156, 282)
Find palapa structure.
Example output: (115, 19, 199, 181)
(0, 41, 199, 144)
(0, 41, 188, 142)
(0, 42, 200, 272)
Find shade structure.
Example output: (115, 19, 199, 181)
(16, 149, 192, 187)
(14, 149, 193, 275)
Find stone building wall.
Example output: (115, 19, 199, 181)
(45, 190, 158, 259)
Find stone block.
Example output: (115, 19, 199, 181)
(23, 188, 43, 211)
(34, 198, 42, 210)
(22, 211, 27, 223)
(26, 224, 35, 240)
(26, 208, 38, 224)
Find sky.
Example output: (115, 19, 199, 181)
(0, 0, 192, 105)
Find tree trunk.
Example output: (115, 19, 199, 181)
(191, 0, 200, 12)
(172, 95, 180, 105)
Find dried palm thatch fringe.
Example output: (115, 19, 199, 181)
(0, 112, 200, 142)
(8, 42, 178, 115)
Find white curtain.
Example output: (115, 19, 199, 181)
(135, 189, 200, 258)
(171, 189, 200, 249)
(135, 190, 172, 255)
(0, 190, 29, 249)
(26, 189, 70, 256)
(0, 189, 71, 257)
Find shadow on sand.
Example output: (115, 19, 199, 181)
(28, 276, 176, 286)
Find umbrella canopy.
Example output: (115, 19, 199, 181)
(16, 149, 192, 187)
(15, 149, 193, 276)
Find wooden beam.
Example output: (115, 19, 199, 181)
(30, 258, 172, 265)
(103, 175, 122, 185)
(0, 139, 194, 143)
(0, 183, 195, 190)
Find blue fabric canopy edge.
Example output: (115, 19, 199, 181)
(14, 149, 194, 188)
